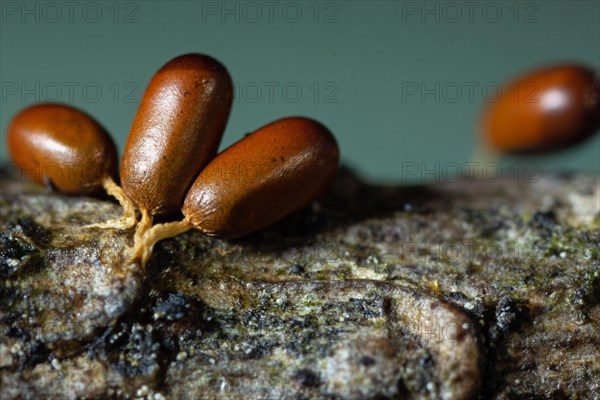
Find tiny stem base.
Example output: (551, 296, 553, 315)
(130, 214, 192, 268)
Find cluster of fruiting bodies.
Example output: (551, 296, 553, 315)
(6, 55, 599, 266)
(7, 54, 339, 266)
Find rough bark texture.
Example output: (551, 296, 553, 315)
(1, 167, 599, 399)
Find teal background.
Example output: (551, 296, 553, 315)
(1, 0, 599, 182)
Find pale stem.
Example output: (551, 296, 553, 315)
(131, 215, 193, 268)
(83, 177, 138, 230)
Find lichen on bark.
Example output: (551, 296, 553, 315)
(1, 167, 599, 399)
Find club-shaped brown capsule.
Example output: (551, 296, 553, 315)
(183, 117, 340, 239)
(481, 64, 600, 154)
(132, 117, 339, 266)
(7, 103, 118, 195)
(121, 53, 233, 218)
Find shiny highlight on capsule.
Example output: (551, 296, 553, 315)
(481, 64, 600, 154)
(120, 53, 233, 219)
(184, 117, 339, 238)
(7, 103, 118, 195)
(7, 103, 137, 229)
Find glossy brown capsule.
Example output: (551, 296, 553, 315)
(481, 64, 600, 154)
(182, 117, 340, 239)
(121, 53, 233, 217)
(7, 103, 117, 195)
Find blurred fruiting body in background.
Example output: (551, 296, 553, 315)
(481, 64, 600, 155)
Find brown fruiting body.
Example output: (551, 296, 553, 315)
(182, 117, 340, 239)
(481, 64, 600, 154)
(121, 53, 233, 216)
(7, 103, 117, 195)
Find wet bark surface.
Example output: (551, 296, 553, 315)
(1, 168, 598, 399)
